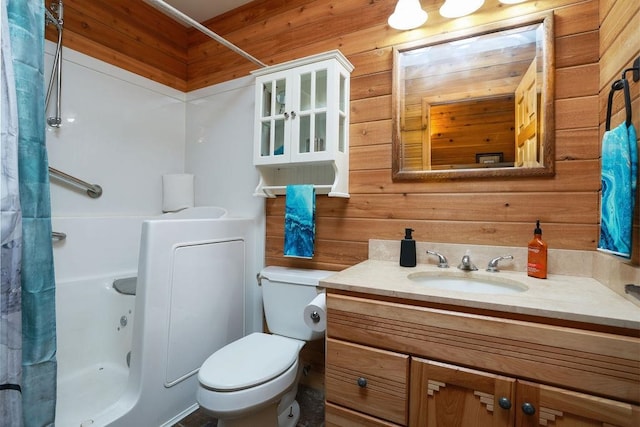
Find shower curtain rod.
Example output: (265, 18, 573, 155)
(146, 0, 267, 68)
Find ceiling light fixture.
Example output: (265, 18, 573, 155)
(439, 0, 485, 18)
(388, 0, 428, 30)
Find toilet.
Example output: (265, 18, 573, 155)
(196, 266, 333, 427)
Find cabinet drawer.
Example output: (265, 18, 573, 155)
(326, 402, 403, 427)
(326, 338, 409, 425)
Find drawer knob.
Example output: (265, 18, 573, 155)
(498, 397, 512, 410)
(357, 377, 367, 388)
(521, 402, 536, 415)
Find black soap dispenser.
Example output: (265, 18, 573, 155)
(400, 228, 417, 267)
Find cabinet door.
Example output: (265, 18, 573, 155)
(516, 380, 640, 427)
(255, 74, 291, 164)
(410, 358, 515, 427)
(291, 63, 329, 161)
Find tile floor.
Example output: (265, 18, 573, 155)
(173, 385, 325, 427)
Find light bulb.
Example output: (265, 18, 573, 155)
(439, 0, 485, 18)
(388, 0, 428, 30)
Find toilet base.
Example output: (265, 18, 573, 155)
(217, 400, 300, 427)
(278, 400, 300, 427)
(217, 402, 277, 427)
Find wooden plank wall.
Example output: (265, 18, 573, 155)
(47, 0, 638, 267)
(257, 0, 613, 270)
(44, 0, 188, 91)
(598, 0, 640, 263)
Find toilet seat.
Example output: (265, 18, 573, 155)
(198, 332, 304, 391)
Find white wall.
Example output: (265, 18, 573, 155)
(185, 76, 263, 220)
(46, 42, 264, 286)
(45, 43, 186, 218)
(185, 76, 265, 273)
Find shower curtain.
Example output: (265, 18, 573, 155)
(1, 0, 23, 424)
(1, 0, 57, 426)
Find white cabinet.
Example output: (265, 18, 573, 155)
(252, 50, 353, 197)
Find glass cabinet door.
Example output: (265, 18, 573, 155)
(297, 69, 328, 155)
(338, 74, 347, 153)
(259, 78, 287, 159)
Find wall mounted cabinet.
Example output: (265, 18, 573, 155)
(252, 51, 353, 197)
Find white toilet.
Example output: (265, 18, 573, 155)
(196, 266, 333, 427)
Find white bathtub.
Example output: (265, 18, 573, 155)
(53, 207, 260, 427)
(55, 274, 136, 427)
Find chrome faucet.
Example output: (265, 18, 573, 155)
(457, 252, 478, 271)
(426, 250, 449, 268)
(486, 255, 514, 272)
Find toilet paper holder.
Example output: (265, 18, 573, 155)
(309, 311, 321, 324)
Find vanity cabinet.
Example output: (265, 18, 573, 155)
(324, 292, 640, 427)
(251, 50, 353, 197)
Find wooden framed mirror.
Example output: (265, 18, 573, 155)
(392, 12, 555, 180)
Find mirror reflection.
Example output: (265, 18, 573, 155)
(392, 14, 554, 180)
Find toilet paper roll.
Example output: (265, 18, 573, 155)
(162, 174, 194, 213)
(303, 292, 326, 333)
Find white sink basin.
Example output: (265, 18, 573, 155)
(407, 272, 528, 295)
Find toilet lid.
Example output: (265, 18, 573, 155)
(199, 332, 303, 391)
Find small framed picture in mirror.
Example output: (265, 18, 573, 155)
(476, 152, 504, 164)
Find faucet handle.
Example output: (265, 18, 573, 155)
(426, 250, 449, 268)
(486, 255, 514, 272)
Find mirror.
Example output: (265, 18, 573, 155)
(392, 13, 554, 180)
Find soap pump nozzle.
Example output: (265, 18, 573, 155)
(534, 220, 542, 235)
(404, 228, 414, 239)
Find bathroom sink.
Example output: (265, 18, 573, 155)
(407, 272, 528, 295)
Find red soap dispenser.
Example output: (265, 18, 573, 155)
(527, 220, 548, 279)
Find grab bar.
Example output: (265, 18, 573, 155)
(52, 231, 66, 242)
(48, 166, 103, 198)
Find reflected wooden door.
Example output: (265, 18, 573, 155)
(515, 58, 538, 168)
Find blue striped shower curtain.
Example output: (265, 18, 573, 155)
(1, 0, 57, 426)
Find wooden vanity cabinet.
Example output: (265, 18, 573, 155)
(324, 291, 640, 427)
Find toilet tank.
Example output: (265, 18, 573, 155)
(260, 266, 334, 341)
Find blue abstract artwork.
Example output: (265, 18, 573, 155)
(598, 122, 638, 258)
(284, 185, 315, 258)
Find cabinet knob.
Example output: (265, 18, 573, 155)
(521, 402, 536, 415)
(284, 112, 290, 119)
(290, 111, 297, 119)
(357, 377, 367, 388)
(498, 397, 512, 410)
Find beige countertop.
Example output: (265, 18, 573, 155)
(320, 259, 640, 330)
